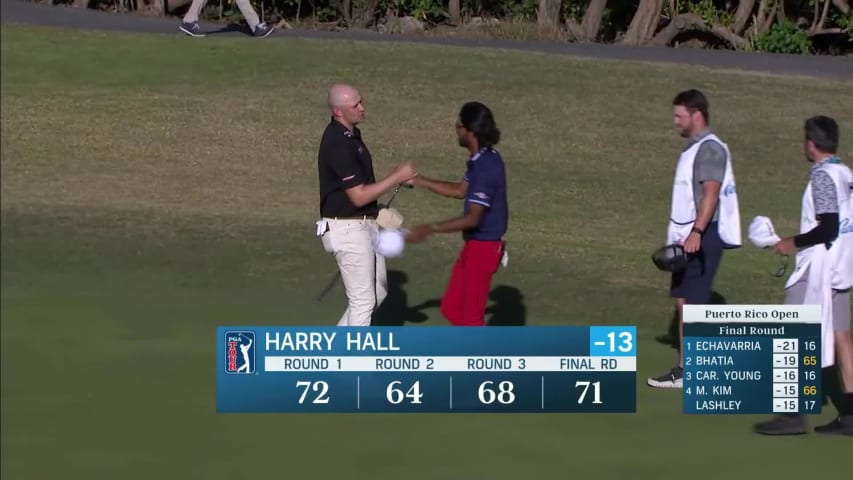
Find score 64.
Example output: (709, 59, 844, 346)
(588, 326, 636, 357)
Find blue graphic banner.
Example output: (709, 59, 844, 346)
(217, 326, 637, 413)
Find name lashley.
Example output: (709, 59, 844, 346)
(694, 400, 742, 411)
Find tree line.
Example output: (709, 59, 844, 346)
(49, 0, 853, 54)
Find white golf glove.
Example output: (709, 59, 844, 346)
(377, 207, 404, 229)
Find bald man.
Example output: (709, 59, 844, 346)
(316, 84, 417, 326)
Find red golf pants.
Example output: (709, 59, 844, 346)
(440, 240, 504, 326)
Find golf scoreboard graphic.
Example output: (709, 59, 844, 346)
(682, 305, 822, 415)
(217, 326, 637, 413)
(217, 307, 825, 415)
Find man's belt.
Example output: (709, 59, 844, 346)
(325, 215, 377, 220)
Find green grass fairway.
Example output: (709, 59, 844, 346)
(2, 24, 852, 479)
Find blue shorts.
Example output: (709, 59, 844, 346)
(670, 222, 724, 304)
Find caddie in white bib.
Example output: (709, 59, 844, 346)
(649, 90, 744, 391)
(752, 115, 853, 437)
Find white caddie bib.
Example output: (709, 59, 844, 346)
(666, 134, 742, 248)
(786, 159, 853, 290)
(785, 158, 853, 368)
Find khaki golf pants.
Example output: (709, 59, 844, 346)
(320, 218, 388, 326)
(182, 0, 260, 30)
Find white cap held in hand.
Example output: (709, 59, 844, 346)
(748, 216, 781, 248)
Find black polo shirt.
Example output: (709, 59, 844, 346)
(317, 118, 379, 218)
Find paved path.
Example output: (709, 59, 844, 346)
(2, 0, 852, 80)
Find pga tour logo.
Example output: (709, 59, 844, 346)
(225, 331, 255, 375)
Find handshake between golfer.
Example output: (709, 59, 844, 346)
(317, 86, 508, 328)
(377, 101, 509, 259)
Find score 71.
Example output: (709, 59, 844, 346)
(576, 380, 602, 404)
(588, 326, 636, 356)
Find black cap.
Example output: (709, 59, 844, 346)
(652, 244, 688, 272)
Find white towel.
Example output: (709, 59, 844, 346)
(801, 246, 835, 368)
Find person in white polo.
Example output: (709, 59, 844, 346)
(753, 116, 853, 436)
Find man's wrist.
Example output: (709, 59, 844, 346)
(792, 235, 805, 248)
(412, 175, 431, 186)
(691, 226, 705, 236)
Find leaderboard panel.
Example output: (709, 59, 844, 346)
(682, 305, 822, 415)
(217, 326, 637, 413)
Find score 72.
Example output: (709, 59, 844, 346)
(296, 380, 330, 404)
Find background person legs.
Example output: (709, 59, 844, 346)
(181, 0, 207, 24)
(180, 0, 272, 36)
(178, 0, 208, 36)
(231, 0, 262, 31)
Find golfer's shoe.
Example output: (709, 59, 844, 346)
(814, 416, 853, 436)
(647, 366, 683, 389)
(179, 21, 205, 37)
(253, 22, 275, 37)
(753, 414, 808, 435)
